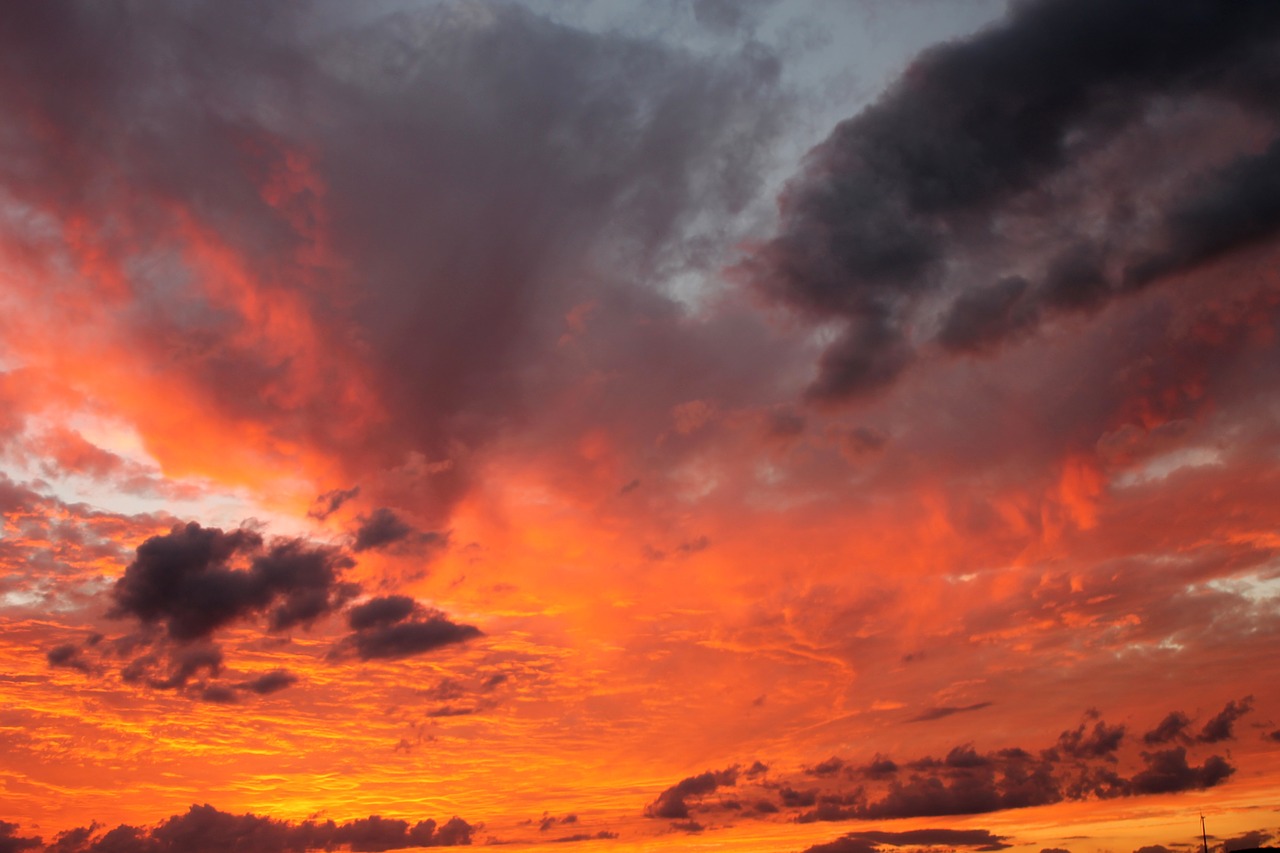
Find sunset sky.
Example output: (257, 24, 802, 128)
(3, 1, 1280, 852)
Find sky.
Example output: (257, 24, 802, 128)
(2, 1, 1280, 852)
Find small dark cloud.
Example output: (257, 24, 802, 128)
(852, 829, 1011, 850)
(806, 757, 845, 777)
(1042, 848, 1073, 853)
(1222, 829, 1276, 852)
(645, 766, 738, 819)
(337, 596, 481, 661)
(348, 595, 419, 630)
(1143, 711, 1192, 745)
(38, 804, 475, 853)
(670, 821, 704, 833)
(1198, 697, 1253, 743)
(801, 837, 879, 853)
(200, 685, 238, 704)
(307, 486, 360, 520)
(548, 831, 618, 843)
(238, 669, 298, 696)
(352, 507, 435, 553)
(619, 479, 641, 495)
(1268, 730, 1280, 742)
(1056, 718, 1126, 759)
(46, 643, 91, 673)
(908, 702, 992, 722)
(861, 755, 898, 779)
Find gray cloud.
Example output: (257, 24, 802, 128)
(748, 0, 1280, 399)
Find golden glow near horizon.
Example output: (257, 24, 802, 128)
(3, 2, 1280, 853)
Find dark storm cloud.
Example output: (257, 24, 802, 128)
(32, 804, 473, 853)
(110, 522, 355, 641)
(748, 0, 1280, 399)
(645, 766, 739, 819)
(1197, 696, 1253, 743)
(337, 596, 481, 661)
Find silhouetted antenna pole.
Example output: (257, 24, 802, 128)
(1201, 813, 1209, 853)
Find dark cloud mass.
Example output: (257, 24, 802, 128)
(352, 508, 416, 552)
(645, 766, 740, 819)
(650, 709, 1239, 825)
(1197, 696, 1254, 743)
(802, 829, 1010, 853)
(338, 596, 481, 661)
(749, 0, 1280, 399)
(0, 0, 787, 523)
(110, 522, 355, 641)
(33, 804, 471, 853)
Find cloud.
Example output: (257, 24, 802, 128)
(1054, 716, 1126, 760)
(45, 643, 91, 673)
(308, 487, 360, 521)
(237, 670, 298, 696)
(746, 0, 1280, 399)
(851, 829, 1011, 850)
(908, 702, 993, 723)
(1129, 748, 1235, 795)
(351, 508, 426, 553)
(645, 766, 739, 819)
(336, 596, 481, 661)
(802, 829, 1011, 853)
(655, 708, 1243, 826)
(1143, 712, 1192, 745)
(0, 822, 40, 853)
(1197, 696, 1254, 743)
(36, 804, 473, 853)
(110, 522, 356, 642)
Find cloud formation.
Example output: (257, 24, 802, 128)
(748, 0, 1280, 399)
(38, 804, 472, 853)
(336, 595, 482, 661)
(110, 522, 356, 641)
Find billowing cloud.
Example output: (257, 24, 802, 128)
(36, 804, 471, 853)
(645, 766, 740, 820)
(1197, 696, 1254, 743)
(110, 522, 356, 641)
(336, 595, 481, 661)
(747, 0, 1280, 399)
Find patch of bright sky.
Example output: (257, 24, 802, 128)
(1113, 446, 1225, 488)
(1207, 572, 1280, 605)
